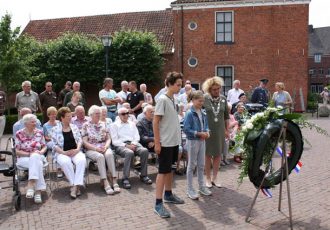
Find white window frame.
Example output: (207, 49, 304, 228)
(214, 11, 234, 43)
(314, 54, 322, 63)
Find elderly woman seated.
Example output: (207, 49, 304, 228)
(43, 106, 62, 178)
(100, 106, 112, 130)
(50, 107, 86, 199)
(82, 105, 120, 195)
(110, 107, 152, 189)
(15, 114, 47, 204)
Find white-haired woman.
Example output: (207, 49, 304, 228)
(202, 76, 229, 188)
(50, 107, 86, 199)
(82, 105, 120, 195)
(100, 106, 112, 131)
(15, 114, 47, 204)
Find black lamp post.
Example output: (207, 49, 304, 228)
(101, 35, 112, 77)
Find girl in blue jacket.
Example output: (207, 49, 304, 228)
(183, 90, 212, 200)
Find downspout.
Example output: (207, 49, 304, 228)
(180, 5, 184, 74)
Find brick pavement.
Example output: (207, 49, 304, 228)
(0, 116, 330, 230)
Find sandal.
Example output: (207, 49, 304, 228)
(76, 187, 81, 196)
(104, 186, 114, 195)
(140, 176, 152, 185)
(26, 188, 35, 199)
(211, 181, 222, 188)
(70, 186, 77, 199)
(122, 179, 131, 189)
(34, 193, 42, 204)
(113, 183, 121, 193)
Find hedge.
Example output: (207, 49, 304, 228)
(4, 113, 43, 135)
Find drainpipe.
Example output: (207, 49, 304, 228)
(180, 5, 184, 74)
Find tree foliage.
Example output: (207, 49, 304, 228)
(41, 33, 104, 90)
(0, 14, 23, 92)
(109, 30, 164, 86)
(1, 14, 164, 94)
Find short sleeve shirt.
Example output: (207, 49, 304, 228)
(127, 91, 144, 115)
(154, 94, 181, 147)
(99, 89, 117, 111)
(81, 121, 109, 148)
(15, 129, 46, 153)
(0, 91, 6, 114)
(15, 91, 40, 113)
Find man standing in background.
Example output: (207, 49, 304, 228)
(15, 81, 42, 119)
(0, 90, 6, 161)
(39, 82, 57, 123)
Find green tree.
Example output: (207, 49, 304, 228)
(42, 33, 104, 90)
(0, 14, 42, 93)
(0, 14, 21, 92)
(109, 30, 164, 86)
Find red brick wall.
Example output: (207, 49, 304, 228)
(308, 55, 330, 86)
(172, 4, 309, 110)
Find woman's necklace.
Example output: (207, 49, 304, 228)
(209, 95, 221, 122)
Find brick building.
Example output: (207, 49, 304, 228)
(171, 0, 310, 109)
(308, 25, 330, 93)
(22, 0, 310, 109)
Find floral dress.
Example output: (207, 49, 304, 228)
(81, 121, 110, 148)
(15, 129, 46, 154)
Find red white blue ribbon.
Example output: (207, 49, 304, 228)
(276, 147, 302, 173)
(261, 188, 272, 198)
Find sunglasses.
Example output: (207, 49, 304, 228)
(120, 112, 130, 116)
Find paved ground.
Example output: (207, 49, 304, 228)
(0, 115, 330, 230)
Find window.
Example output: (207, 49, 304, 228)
(319, 68, 324, 75)
(216, 66, 233, 96)
(311, 84, 323, 93)
(188, 57, 198, 67)
(309, 68, 315, 76)
(188, 21, 197, 31)
(314, 54, 322, 63)
(216, 12, 233, 43)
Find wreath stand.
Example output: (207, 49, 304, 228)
(245, 120, 293, 230)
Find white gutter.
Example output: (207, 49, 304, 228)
(171, 0, 311, 10)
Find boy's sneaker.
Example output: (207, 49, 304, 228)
(164, 193, 185, 204)
(154, 203, 171, 218)
(199, 186, 212, 196)
(187, 189, 199, 200)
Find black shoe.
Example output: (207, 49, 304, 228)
(122, 179, 131, 189)
(140, 176, 152, 185)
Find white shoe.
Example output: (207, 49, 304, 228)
(187, 189, 199, 200)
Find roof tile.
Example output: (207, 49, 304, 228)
(22, 10, 174, 54)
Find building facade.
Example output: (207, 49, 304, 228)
(22, 0, 310, 110)
(171, 0, 310, 109)
(308, 25, 330, 93)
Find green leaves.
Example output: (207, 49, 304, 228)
(1, 16, 164, 95)
(109, 30, 164, 86)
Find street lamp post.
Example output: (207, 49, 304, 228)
(101, 35, 112, 77)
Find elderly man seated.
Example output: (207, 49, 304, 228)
(110, 107, 152, 189)
(13, 107, 42, 139)
(71, 105, 90, 130)
(136, 105, 155, 152)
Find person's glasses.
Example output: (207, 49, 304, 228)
(186, 82, 191, 85)
(120, 112, 129, 116)
(46, 85, 52, 87)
